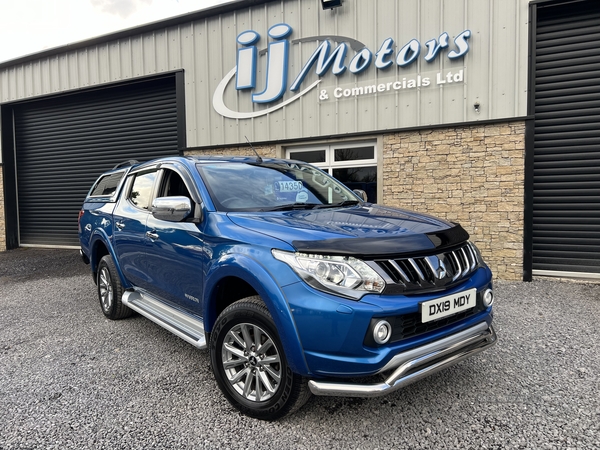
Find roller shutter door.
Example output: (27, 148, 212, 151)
(14, 76, 179, 247)
(533, 1, 600, 275)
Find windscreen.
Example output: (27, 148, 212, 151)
(196, 162, 360, 211)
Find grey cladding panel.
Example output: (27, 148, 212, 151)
(0, 1, 529, 147)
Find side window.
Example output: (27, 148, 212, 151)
(89, 171, 125, 197)
(160, 169, 192, 199)
(128, 171, 157, 210)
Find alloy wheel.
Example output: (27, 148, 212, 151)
(221, 323, 282, 402)
(98, 266, 113, 312)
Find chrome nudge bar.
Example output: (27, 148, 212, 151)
(308, 321, 497, 397)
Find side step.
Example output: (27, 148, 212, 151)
(122, 289, 207, 349)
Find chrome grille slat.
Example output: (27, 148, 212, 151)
(460, 247, 470, 277)
(375, 242, 479, 292)
(466, 244, 477, 271)
(451, 251, 462, 282)
(408, 258, 426, 281)
(389, 260, 411, 283)
(423, 256, 439, 281)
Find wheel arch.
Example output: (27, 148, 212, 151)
(89, 230, 131, 289)
(203, 255, 310, 376)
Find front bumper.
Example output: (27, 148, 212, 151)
(308, 321, 496, 397)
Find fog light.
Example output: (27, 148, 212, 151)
(373, 320, 392, 344)
(483, 289, 494, 307)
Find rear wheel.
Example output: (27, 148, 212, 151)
(97, 255, 132, 320)
(210, 296, 311, 420)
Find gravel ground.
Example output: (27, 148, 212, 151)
(1, 247, 599, 449)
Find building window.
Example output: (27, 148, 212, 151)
(287, 141, 377, 202)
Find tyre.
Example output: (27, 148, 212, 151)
(210, 296, 311, 420)
(97, 255, 132, 320)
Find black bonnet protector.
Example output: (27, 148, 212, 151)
(292, 224, 470, 259)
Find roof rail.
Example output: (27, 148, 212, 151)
(112, 160, 140, 170)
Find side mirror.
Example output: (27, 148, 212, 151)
(151, 196, 192, 222)
(353, 189, 368, 202)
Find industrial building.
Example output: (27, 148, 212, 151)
(0, 0, 598, 281)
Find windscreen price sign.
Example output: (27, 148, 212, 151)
(275, 181, 303, 193)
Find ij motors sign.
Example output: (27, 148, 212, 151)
(213, 23, 471, 119)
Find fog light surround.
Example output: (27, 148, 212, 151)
(483, 288, 494, 307)
(373, 320, 392, 345)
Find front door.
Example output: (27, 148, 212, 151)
(143, 167, 207, 315)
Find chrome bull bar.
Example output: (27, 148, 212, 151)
(308, 321, 497, 397)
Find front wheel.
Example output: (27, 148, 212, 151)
(97, 255, 132, 320)
(210, 296, 311, 420)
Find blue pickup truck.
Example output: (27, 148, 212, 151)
(78, 155, 496, 420)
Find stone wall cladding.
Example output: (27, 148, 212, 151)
(0, 166, 5, 252)
(383, 121, 525, 281)
(184, 133, 525, 281)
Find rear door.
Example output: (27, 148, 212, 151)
(112, 168, 159, 289)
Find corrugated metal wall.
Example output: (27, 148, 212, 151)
(0, 0, 529, 148)
(532, 0, 600, 275)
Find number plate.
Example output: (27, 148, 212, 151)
(420, 288, 477, 323)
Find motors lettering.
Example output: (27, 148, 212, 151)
(235, 24, 471, 104)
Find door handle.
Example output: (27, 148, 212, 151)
(115, 221, 125, 230)
(146, 231, 159, 240)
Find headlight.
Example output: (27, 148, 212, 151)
(272, 249, 385, 300)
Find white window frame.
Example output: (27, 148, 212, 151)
(286, 140, 377, 174)
(285, 139, 379, 202)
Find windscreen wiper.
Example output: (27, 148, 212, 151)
(264, 200, 360, 211)
(329, 199, 360, 207)
(262, 203, 322, 211)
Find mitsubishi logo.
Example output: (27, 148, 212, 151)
(425, 255, 448, 280)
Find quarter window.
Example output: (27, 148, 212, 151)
(89, 171, 125, 197)
(287, 141, 377, 202)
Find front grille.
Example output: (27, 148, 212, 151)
(372, 242, 479, 294)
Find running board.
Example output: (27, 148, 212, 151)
(122, 290, 207, 349)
